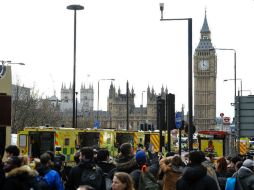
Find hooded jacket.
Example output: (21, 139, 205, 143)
(176, 164, 218, 190)
(160, 159, 184, 190)
(3, 165, 39, 190)
(234, 166, 254, 190)
(37, 165, 64, 190)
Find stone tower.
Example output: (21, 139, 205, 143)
(80, 83, 94, 112)
(146, 86, 157, 123)
(107, 82, 136, 129)
(61, 83, 73, 103)
(194, 12, 217, 131)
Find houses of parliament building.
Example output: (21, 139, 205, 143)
(59, 82, 168, 130)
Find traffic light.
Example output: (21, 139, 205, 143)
(157, 96, 166, 130)
(144, 123, 148, 131)
(140, 123, 144, 131)
(148, 124, 152, 131)
(151, 124, 154, 131)
(184, 122, 196, 134)
(180, 120, 185, 130)
(166, 93, 175, 130)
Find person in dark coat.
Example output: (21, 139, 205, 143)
(176, 151, 219, 190)
(3, 156, 39, 190)
(96, 149, 116, 175)
(233, 159, 254, 190)
(108, 143, 138, 180)
(65, 147, 106, 190)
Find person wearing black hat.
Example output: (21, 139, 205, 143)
(108, 143, 137, 180)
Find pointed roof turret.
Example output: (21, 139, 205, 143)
(147, 85, 150, 94)
(165, 87, 168, 94)
(200, 10, 210, 33)
(196, 10, 214, 51)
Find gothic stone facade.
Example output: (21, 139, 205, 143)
(107, 83, 167, 130)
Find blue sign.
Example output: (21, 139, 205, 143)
(94, 120, 100, 129)
(175, 112, 182, 129)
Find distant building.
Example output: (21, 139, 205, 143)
(80, 83, 94, 112)
(48, 92, 60, 107)
(60, 83, 94, 113)
(107, 82, 167, 130)
(12, 84, 30, 101)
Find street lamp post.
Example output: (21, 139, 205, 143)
(160, 3, 193, 151)
(75, 92, 78, 128)
(224, 79, 242, 96)
(212, 48, 238, 154)
(0, 61, 25, 79)
(0, 61, 25, 66)
(67, 4, 84, 128)
(97, 79, 115, 122)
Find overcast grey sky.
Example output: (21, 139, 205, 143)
(1, 0, 254, 120)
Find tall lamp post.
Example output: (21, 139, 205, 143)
(67, 4, 84, 128)
(211, 48, 237, 154)
(160, 3, 193, 151)
(75, 92, 78, 128)
(224, 78, 242, 96)
(97, 78, 115, 122)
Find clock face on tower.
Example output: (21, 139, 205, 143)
(199, 59, 209, 71)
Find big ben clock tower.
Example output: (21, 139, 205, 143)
(194, 12, 217, 131)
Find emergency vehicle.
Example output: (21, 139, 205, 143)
(17, 126, 77, 162)
(17, 126, 176, 162)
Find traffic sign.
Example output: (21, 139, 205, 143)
(223, 117, 230, 125)
(94, 120, 100, 129)
(175, 112, 182, 129)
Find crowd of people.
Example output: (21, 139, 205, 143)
(1, 143, 254, 190)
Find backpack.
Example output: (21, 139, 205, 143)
(138, 165, 160, 190)
(80, 166, 103, 190)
